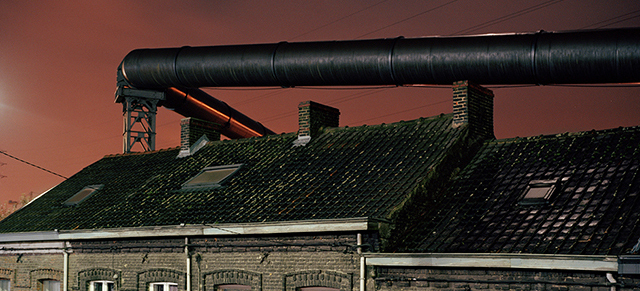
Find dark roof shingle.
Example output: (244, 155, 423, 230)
(395, 126, 640, 256)
(0, 114, 465, 232)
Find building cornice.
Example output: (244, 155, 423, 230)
(364, 252, 618, 272)
(0, 217, 377, 242)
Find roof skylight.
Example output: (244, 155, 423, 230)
(519, 179, 558, 206)
(182, 164, 242, 189)
(64, 184, 103, 206)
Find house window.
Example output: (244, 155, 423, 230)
(0, 280, 9, 291)
(182, 164, 242, 189)
(64, 184, 104, 206)
(150, 282, 177, 291)
(520, 179, 558, 205)
(42, 280, 60, 291)
(90, 281, 114, 291)
(217, 285, 251, 291)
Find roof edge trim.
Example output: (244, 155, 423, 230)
(61, 217, 373, 240)
(364, 253, 618, 272)
(0, 231, 60, 242)
(0, 218, 375, 242)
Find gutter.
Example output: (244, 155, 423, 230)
(364, 253, 618, 272)
(0, 217, 376, 242)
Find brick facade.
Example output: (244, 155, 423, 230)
(298, 101, 340, 138)
(0, 232, 378, 291)
(373, 267, 640, 291)
(0, 254, 64, 291)
(180, 117, 221, 151)
(6, 250, 640, 290)
(452, 80, 494, 139)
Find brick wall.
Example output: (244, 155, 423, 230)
(180, 117, 221, 152)
(1, 232, 376, 291)
(373, 267, 640, 290)
(0, 254, 64, 291)
(452, 80, 494, 139)
(5, 250, 640, 290)
(298, 101, 340, 138)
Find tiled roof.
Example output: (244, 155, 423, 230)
(393, 126, 640, 256)
(0, 114, 466, 233)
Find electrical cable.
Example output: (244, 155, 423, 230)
(327, 89, 390, 106)
(348, 98, 450, 126)
(258, 88, 394, 123)
(228, 88, 291, 107)
(0, 150, 68, 179)
(288, 0, 392, 41)
(356, 0, 461, 39)
(295, 85, 395, 90)
(590, 14, 640, 29)
(580, 9, 640, 29)
(451, 0, 566, 35)
(548, 84, 640, 88)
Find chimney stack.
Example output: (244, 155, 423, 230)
(452, 80, 494, 139)
(177, 117, 221, 157)
(294, 101, 340, 146)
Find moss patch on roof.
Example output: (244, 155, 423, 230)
(0, 114, 469, 233)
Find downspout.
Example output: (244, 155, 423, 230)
(606, 272, 617, 291)
(357, 233, 365, 291)
(63, 247, 69, 291)
(185, 237, 191, 291)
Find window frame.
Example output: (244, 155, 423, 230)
(0, 279, 9, 291)
(182, 164, 243, 189)
(41, 280, 61, 291)
(519, 179, 559, 206)
(63, 184, 104, 206)
(89, 280, 114, 291)
(149, 282, 178, 291)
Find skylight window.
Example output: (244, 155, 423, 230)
(519, 179, 558, 206)
(64, 184, 103, 206)
(182, 164, 242, 189)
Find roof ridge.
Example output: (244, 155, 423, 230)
(488, 125, 640, 144)
(325, 113, 453, 133)
(102, 114, 453, 157)
(103, 132, 299, 158)
(212, 132, 297, 144)
(103, 146, 181, 158)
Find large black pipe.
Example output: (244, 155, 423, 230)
(121, 28, 640, 88)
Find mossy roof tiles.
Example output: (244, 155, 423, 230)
(395, 126, 640, 256)
(0, 114, 463, 233)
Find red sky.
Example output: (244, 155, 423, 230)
(1, 0, 639, 205)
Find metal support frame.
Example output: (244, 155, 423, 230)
(116, 87, 165, 153)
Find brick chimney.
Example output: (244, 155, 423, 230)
(452, 80, 494, 139)
(294, 101, 340, 146)
(177, 117, 221, 158)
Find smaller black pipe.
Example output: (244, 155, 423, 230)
(163, 87, 275, 139)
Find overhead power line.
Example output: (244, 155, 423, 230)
(350, 98, 450, 125)
(580, 9, 640, 29)
(0, 151, 68, 180)
(356, 0, 461, 39)
(452, 0, 565, 35)
(288, 0, 392, 41)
